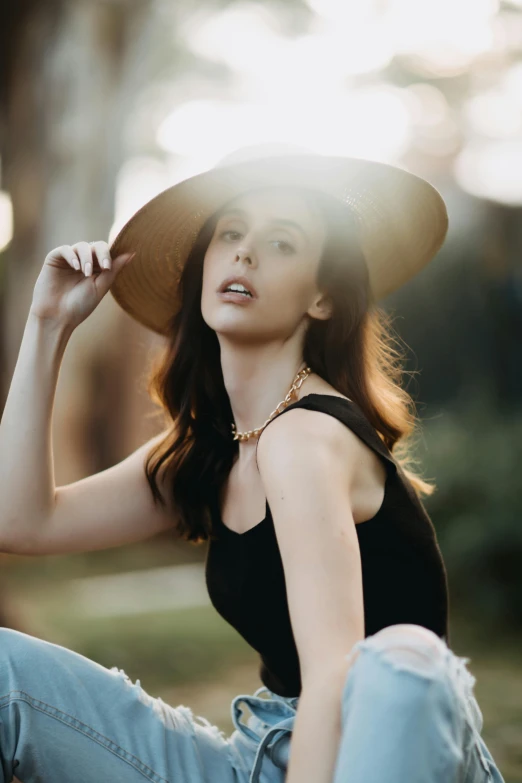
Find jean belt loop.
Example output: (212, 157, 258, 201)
(248, 716, 295, 783)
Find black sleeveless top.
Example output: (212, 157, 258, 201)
(204, 393, 450, 698)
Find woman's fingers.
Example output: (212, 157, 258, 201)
(71, 241, 94, 277)
(89, 240, 112, 272)
(91, 250, 135, 299)
(69, 240, 117, 276)
(64, 240, 132, 278)
(57, 245, 81, 271)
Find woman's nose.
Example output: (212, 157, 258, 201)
(236, 248, 255, 266)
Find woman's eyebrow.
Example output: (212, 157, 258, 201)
(219, 208, 308, 240)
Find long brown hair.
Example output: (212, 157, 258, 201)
(144, 186, 436, 543)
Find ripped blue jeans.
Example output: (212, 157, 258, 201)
(0, 624, 505, 783)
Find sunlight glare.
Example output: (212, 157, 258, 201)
(0, 190, 13, 252)
(108, 157, 170, 245)
(389, 0, 499, 74)
(454, 140, 522, 205)
(156, 84, 412, 165)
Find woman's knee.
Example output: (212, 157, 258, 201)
(372, 623, 447, 656)
(347, 624, 448, 676)
(0, 627, 37, 665)
(0, 627, 30, 646)
(0, 628, 64, 696)
(1, 628, 35, 685)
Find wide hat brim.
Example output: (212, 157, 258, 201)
(109, 152, 448, 336)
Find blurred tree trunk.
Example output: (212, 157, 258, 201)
(480, 204, 522, 409)
(0, 0, 161, 498)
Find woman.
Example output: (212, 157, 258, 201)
(0, 145, 504, 783)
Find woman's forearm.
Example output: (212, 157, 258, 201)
(286, 660, 352, 783)
(0, 311, 73, 551)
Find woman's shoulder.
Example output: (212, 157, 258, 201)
(279, 379, 397, 484)
(260, 379, 384, 475)
(295, 375, 353, 404)
(259, 382, 391, 525)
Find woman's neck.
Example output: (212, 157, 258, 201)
(219, 342, 307, 445)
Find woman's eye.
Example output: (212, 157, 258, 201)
(272, 240, 295, 254)
(220, 230, 294, 254)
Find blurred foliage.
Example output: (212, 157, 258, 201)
(417, 391, 522, 631)
(10, 591, 257, 694)
(2, 533, 202, 586)
(60, 605, 256, 693)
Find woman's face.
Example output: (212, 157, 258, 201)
(201, 186, 330, 343)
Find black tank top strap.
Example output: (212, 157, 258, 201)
(257, 392, 398, 478)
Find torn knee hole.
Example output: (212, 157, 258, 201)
(379, 645, 440, 675)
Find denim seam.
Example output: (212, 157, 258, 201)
(471, 728, 494, 777)
(233, 723, 264, 752)
(442, 656, 493, 777)
(0, 690, 168, 783)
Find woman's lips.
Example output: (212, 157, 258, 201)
(218, 291, 256, 305)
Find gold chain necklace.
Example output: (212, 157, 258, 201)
(231, 366, 312, 442)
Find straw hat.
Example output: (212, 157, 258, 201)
(109, 143, 448, 336)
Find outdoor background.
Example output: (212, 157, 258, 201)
(1, 0, 521, 780)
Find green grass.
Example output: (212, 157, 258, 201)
(15, 592, 257, 692)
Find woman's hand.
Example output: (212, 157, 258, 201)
(30, 240, 135, 331)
